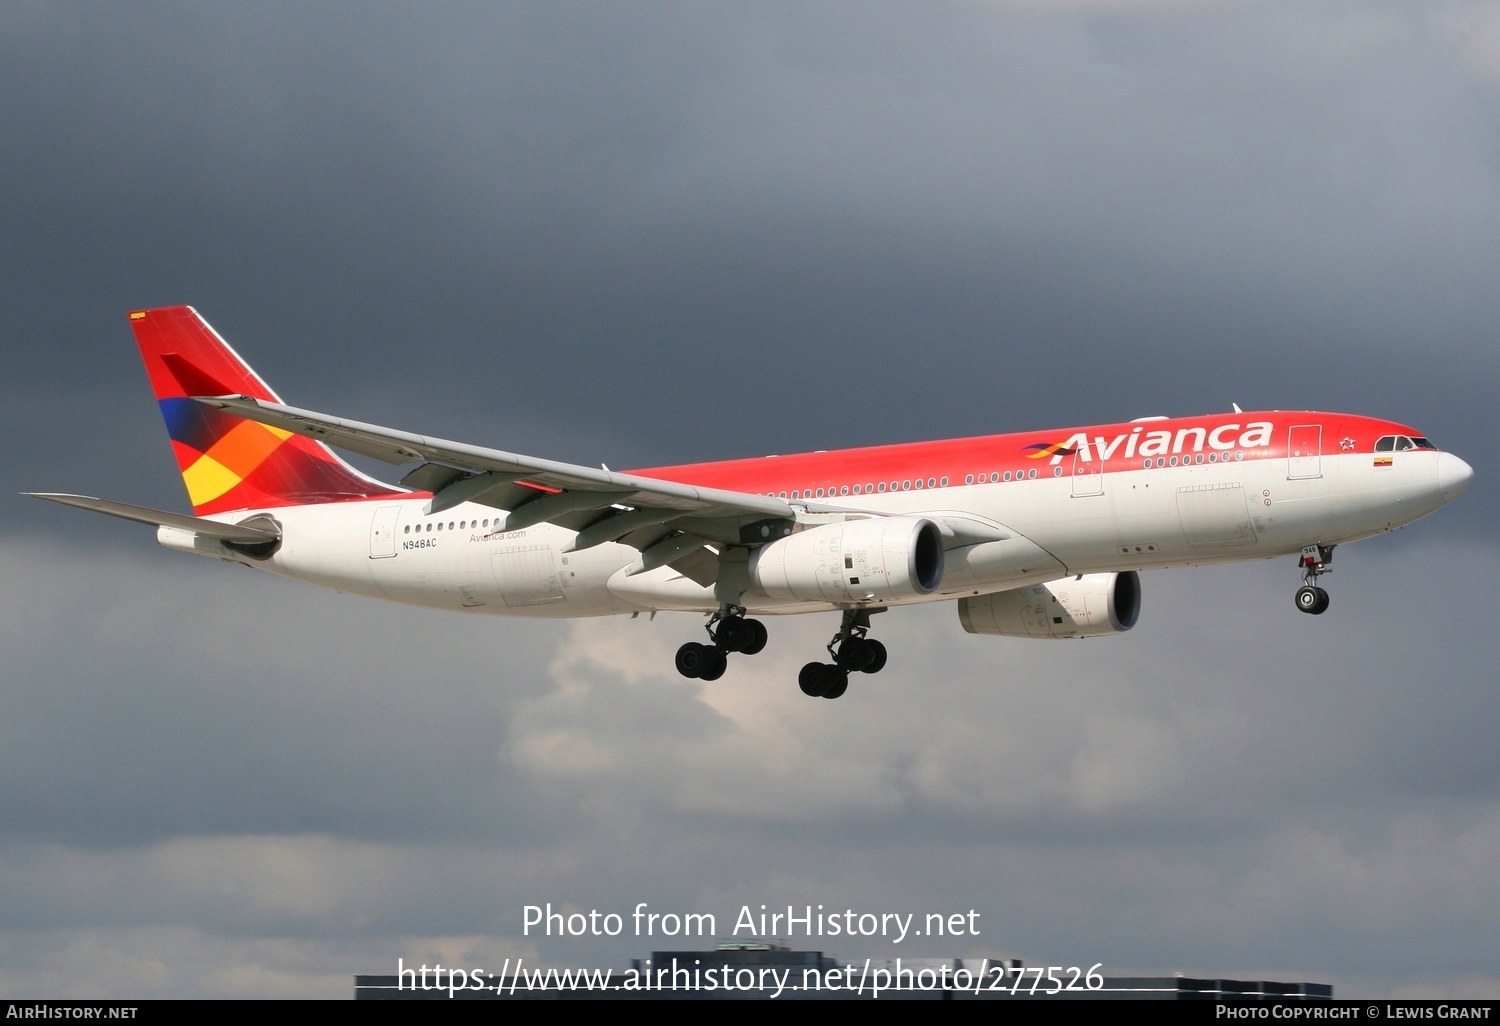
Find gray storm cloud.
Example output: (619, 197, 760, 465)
(2, 1, 1496, 998)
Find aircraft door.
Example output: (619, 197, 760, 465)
(369, 504, 401, 558)
(1288, 425, 1322, 480)
(1071, 446, 1104, 497)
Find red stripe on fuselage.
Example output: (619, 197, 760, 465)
(629, 412, 1428, 495)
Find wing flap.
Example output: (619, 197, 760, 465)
(668, 546, 720, 588)
(399, 463, 471, 492)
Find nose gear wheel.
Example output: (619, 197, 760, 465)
(1294, 544, 1333, 616)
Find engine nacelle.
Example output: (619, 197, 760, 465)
(749, 517, 945, 604)
(958, 571, 1141, 639)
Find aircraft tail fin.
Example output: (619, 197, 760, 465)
(128, 306, 404, 515)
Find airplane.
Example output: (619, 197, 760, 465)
(29, 306, 1473, 700)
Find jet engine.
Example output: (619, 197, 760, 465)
(749, 517, 944, 604)
(958, 571, 1141, 638)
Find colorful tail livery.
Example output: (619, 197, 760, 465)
(28, 306, 1474, 701)
(128, 306, 402, 515)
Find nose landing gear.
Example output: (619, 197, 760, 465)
(1294, 544, 1333, 615)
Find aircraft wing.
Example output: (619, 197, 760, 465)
(194, 396, 1010, 581)
(195, 396, 800, 565)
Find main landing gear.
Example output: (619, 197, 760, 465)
(673, 606, 889, 700)
(675, 608, 767, 682)
(1294, 543, 1333, 615)
(798, 609, 887, 701)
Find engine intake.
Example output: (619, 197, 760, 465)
(750, 517, 944, 604)
(958, 571, 1141, 638)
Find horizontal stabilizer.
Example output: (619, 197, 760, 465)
(23, 493, 280, 544)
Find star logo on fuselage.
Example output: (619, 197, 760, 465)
(1340, 437, 1356, 451)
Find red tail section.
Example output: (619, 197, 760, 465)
(129, 306, 404, 515)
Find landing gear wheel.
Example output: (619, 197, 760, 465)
(713, 615, 768, 655)
(676, 642, 710, 678)
(835, 636, 873, 671)
(1294, 544, 1333, 617)
(715, 617, 748, 652)
(699, 648, 729, 681)
(740, 618, 768, 656)
(825, 607, 886, 680)
(821, 669, 849, 699)
(799, 662, 829, 697)
(1295, 586, 1329, 615)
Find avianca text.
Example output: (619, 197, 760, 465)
(1042, 421, 1274, 465)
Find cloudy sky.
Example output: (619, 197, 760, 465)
(3, 0, 1497, 999)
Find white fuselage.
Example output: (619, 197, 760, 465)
(162, 446, 1464, 619)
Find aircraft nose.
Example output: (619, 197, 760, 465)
(1437, 452, 1474, 501)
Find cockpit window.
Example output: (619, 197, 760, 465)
(1376, 434, 1438, 452)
